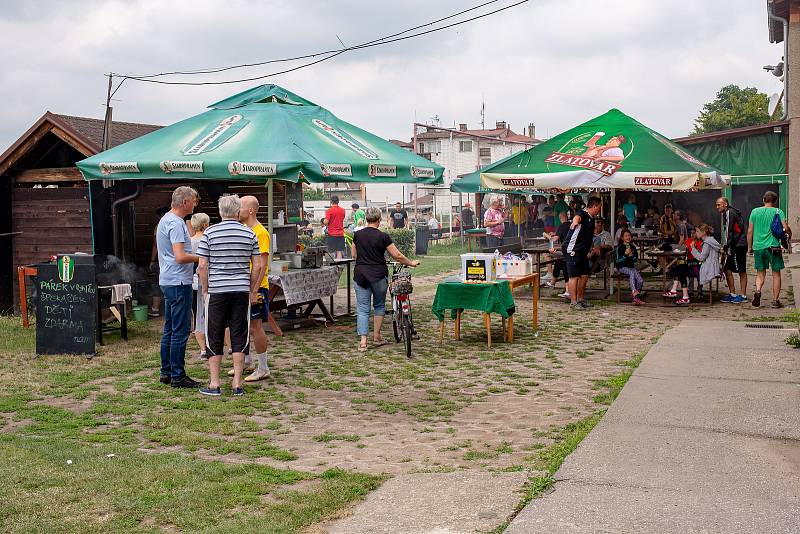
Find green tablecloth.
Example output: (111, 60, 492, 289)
(431, 278, 516, 321)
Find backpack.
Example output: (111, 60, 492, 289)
(770, 211, 786, 240)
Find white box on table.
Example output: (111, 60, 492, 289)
(460, 253, 497, 282)
(497, 256, 533, 278)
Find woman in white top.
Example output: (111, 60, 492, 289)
(189, 212, 210, 358)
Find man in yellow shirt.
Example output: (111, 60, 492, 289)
(238, 195, 271, 381)
(511, 198, 528, 238)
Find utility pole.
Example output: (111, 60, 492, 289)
(101, 73, 113, 151)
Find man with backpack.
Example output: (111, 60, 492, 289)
(747, 191, 789, 308)
(715, 197, 748, 303)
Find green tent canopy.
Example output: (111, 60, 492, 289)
(77, 84, 443, 185)
(480, 108, 730, 191)
(451, 152, 535, 194)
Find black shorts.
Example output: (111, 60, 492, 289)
(724, 246, 747, 274)
(326, 235, 346, 253)
(565, 252, 590, 278)
(205, 292, 250, 356)
(250, 287, 269, 321)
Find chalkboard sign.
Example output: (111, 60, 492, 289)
(286, 181, 303, 220)
(36, 258, 97, 356)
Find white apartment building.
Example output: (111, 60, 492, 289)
(413, 121, 539, 186)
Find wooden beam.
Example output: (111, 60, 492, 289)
(15, 167, 83, 183)
(0, 123, 52, 176)
(49, 126, 95, 158)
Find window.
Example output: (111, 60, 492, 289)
(479, 147, 491, 157)
(418, 143, 424, 153)
(459, 140, 473, 153)
(426, 140, 441, 153)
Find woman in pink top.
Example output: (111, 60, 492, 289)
(484, 195, 506, 248)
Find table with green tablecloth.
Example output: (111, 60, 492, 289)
(432, 277, 516, 348)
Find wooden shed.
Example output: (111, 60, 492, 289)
(0, 112, 161, 313)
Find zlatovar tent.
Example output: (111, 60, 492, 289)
(479, 108, 730, 192)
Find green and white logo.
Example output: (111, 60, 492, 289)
(57, 255, 74, 283)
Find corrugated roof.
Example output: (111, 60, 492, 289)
(415, 125, 539, 144)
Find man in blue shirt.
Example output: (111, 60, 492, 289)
(156, 186, 200, 388)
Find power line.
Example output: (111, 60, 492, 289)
(123, 0, 504, 79)
(117, 0, 528, 87)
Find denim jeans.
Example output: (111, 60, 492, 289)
(160, 284, 193, 379)
(486, 234, 504, 248)
(354, 277, 388, 336)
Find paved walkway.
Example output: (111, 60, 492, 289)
(508, 319, 800, 533)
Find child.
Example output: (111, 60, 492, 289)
(662, 242, 691, 305)
(685, 232, 703, 296)
(690, 224, 722, 290)
(615, 229, 645, 305)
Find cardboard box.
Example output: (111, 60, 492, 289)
(460, 253, 497, 282)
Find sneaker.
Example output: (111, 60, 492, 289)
(244, 368, 271, 382)
(159, 375, 171, 385)
(199, 386, 222, 396)
(197, 351, 208, 361)
(752, 291, 761, 308)
(232, 387, 245, 397)
(662, 290, 677, 298)
(739, 294, 748, 301)
(541, 274, 553, 282)
(720, 294, 733, 303)
(544, 281, 555, 288)
(675, 297, 690, 305)
(578, 300, 592, 308)
(558, 291, 571, 299)
(772, 300, 783, 309)
(171, 376, 200, 389)
(570, 302, 586, 311)
(632, 297, 645, 306)
(731, 295, 747, 304)
(228, 366, 255, 377)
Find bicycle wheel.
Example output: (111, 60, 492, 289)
(392, 298, 402, 343)
(402, 315, 413, 358)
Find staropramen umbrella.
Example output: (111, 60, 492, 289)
(77, 84, 443, 185)
(479, 108, 729, 191)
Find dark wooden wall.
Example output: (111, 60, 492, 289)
(11, 187, 93, 311)
(129, 181, 290, 266)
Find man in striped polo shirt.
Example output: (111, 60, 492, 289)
(196, 195, 263, 397)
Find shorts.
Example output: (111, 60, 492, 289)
(326, 235, 346, 253)
(724, 246, 748, 274)
(565, 252, 590, 278)
(205, 292, 251, 356)
(753, 248, 784, 272)
(250, 287, 269, 321)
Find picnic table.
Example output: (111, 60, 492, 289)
(465, 228, 486, 251)
(631, 235, 662, 268)
(432, 277, 516, 348)
(267, 265, 342, 335)
(645, 248, 688, 291)
(522, 244, 563, 284)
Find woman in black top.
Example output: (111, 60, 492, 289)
(351, 207, 419, 352)
(615, 229, 644, 305)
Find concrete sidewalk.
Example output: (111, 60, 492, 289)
(508, 319, 800, 534)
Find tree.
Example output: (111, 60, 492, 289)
(692, 84, 780, 135)
(303, 186, 326, 200)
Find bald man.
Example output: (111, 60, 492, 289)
(237, 195, 272, 381)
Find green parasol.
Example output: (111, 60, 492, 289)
(480, 108, 729, 191)
(77, 84, 443, 185)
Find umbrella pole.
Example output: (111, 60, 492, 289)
(267, 178, 274, 256)
(610, 189, 616, 296)
(458, 193, 464, 245)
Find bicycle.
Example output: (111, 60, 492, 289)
(388, 261, 416, 358)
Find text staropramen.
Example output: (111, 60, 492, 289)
(368, 164, 396, 177)
(312, 119, 378, 160)
(160, 161, 204, 174)
(228, 161, 277, 177)
(410, 166, 435, 178)
(321, 163, 353, 177)
(99, 162, 139, 175)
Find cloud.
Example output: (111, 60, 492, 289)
(0, 0, 784, 152)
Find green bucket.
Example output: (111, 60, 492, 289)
(132, 305, 148, 321)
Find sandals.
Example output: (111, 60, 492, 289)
(358, 342, 368, 353)
(372, 339, 389, 349)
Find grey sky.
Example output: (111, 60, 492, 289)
(0, 0, 783, 151)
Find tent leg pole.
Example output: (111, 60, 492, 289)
(610, 189, 615, 296)
(267, 179, 274, 256)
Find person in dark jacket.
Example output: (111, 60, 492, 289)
(615, 229, 644, 305)
(715, 197, 748, 303)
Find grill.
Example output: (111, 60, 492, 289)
(745, 323, 788, 329)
